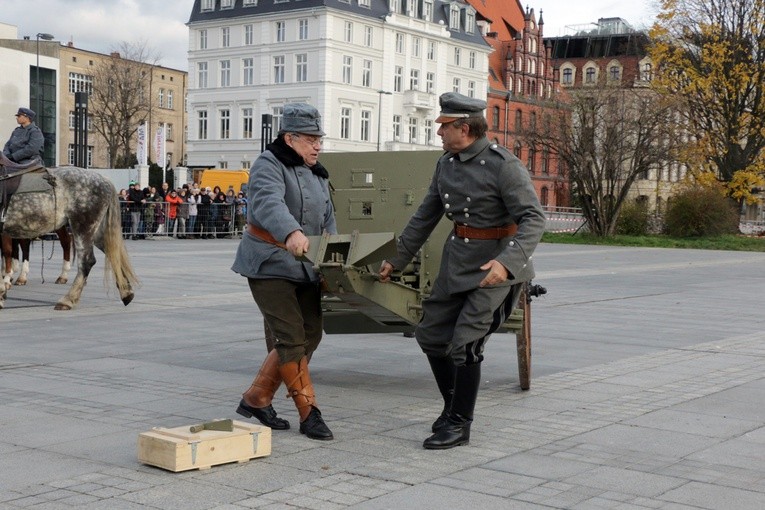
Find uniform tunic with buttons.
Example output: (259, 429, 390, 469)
(386, 136, 545, 364)
(3, 123, 44, 164)
(231, 149, 337, 283)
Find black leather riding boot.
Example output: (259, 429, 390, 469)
(426, 355, 456, 432)
(423, 362, 481, 449)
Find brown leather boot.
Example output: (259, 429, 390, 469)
(236, 349, 290, 430)
(279, 357, 333, 440)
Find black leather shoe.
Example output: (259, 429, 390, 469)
(236, 399, 290, 430)
(423, 415, 471, 449)
(300, 406, 333, 440)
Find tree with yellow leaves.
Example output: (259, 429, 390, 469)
(650, 0, 765, 205)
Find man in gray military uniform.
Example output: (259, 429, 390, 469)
(379, 92, 546, 449)
(3, 107, 44, 165)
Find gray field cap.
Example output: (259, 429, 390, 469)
(15, 107, 36, 121)
(435, 92, 486, 123)
(279, 103, 326, 136)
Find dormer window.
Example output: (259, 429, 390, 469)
(449, 3, 460, 30)
(201, 0, 213, 12)
(221, 0, 233, 9)
(422, 0, 433, 21)
(465, 8, 475, 34)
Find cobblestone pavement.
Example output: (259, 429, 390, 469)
(0, 240, 763, 509)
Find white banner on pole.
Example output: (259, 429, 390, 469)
(137, 123, 147, 166)
(155, 124, 166, 168)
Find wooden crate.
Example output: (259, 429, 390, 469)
(138, 420, 271, 472)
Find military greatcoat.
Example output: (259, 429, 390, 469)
(387, 136, 546, 364)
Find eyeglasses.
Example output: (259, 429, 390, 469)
(291, 133, 323, 147)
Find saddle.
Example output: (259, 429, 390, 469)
(0, 154, 48, 225)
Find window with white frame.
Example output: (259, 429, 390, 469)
(275, 21, 285, 42)
(425, 120, 433, 144)
(344, 21, 353, 43)
(272, 106, 283, 133)
(395, 33, 404, 53)
(423, 0, 433, 21)
(243, 0, 257, 5)
(408, 117, 418, 143)
(413, 37, 421, 57)
(469, 51, 476, 69)
(426, 72, 434, 93)
(197, 62, 208, 88)
(454, 48, 461, 66)
(427, 41, 435, 60)
(158, 88, 165, 108)
(274, 56, 285, 83)
(394, 66, 403, 92)
(466, 10, 475, 33)
(221, 0, 233, 8)
(340, 108, 351, 139)
(360, 110, 371, 142)
(296, 54, 308, 82)
(167, 90, 174, 109)
(393, 115, 401, 140)
(244, 25, 254, 45)
(67, 144, 93, 166)
(220, 109, 230, 139)
(222, 27, 230, 48)
(198, 110, 208, 139)
(299, 19, 309, 40)
(467, 81, 475, 98)
(68, 72, 93, 94)
(641, 61, 653, 81)
(243, 58, 254, 86)
(362, 59, 372, 87)
(220, 60, 231, 87)
(585, 66, 596, 84)
(364, 25, 373, 47)
(452, 77, 460, 93)
(242, 108, 253, 139)
(562, 67, 573, 85)
(609, 64, 621, 81)
(342, 55, 352, 84)
(359, 0, 370, 6)
(449, 3, 460, 30)
(410, 69, 419, 90)
(199, 29, 208, 50)
(201, 0, 213, 12)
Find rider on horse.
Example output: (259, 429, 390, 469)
(3, 107, 44, 165)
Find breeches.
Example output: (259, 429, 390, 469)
(415, 279, 522, 366)
(247, 278, 323, 364)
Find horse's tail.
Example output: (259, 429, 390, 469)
(102, 190, 139, 303)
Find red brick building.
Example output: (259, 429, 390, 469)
(467, 1, 569, 208)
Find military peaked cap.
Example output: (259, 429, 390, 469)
(435, 92, 486, 123)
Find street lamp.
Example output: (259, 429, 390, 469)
(36, 32, 54, 161)
(377, 90, 392, 152)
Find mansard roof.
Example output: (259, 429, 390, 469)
(188, 0, 488, 47)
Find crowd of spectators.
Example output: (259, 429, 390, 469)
(117, 182, 248, 240)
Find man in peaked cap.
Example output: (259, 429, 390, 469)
(380, 92, 546, 449)
(232, 102, 337, 442)
(3, 107, 44, 165)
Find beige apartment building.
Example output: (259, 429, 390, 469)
(57, 43, 187, 169)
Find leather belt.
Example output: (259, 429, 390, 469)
(454, 223, 517, 240)
(247, 223, 287, 249)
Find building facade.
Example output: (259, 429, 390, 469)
(0, 23, 187, 170)
(57, 44, 187, 169)
(186, 0, 491, 169)
(466, 1, 568, 208)
(548, 18, 681, 213)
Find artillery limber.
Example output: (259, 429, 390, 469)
(303, 151, 546, 390)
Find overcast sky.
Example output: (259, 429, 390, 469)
(3, 0, 659, 72)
